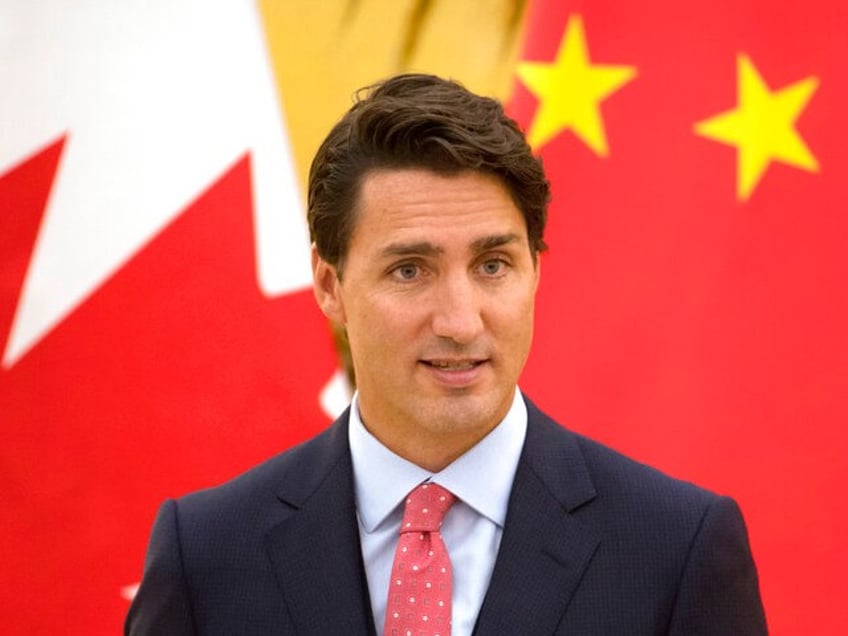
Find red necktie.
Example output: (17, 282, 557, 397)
(384, 482, 457, 636)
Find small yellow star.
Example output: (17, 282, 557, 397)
(694, 54, 819, 201)
(516, 14, 637, 156)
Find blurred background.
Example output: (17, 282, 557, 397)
(2, 0, 845, 633)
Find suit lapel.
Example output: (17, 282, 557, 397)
(264, 414, 377, 636)
(473, 400, 600, 635)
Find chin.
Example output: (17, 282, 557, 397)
(427, 394, 506, 435)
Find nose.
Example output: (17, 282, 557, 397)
(430, 273, 484, 345)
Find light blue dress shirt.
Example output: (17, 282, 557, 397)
(348, 388, 527, 636)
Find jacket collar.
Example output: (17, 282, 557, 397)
(473, 397, 599, 634)
(265, 410, 377, 635)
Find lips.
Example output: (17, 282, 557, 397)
(420, 358, 488, 387)
(425, 359, 482, 370)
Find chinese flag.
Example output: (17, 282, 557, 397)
(512, 1, 847, 634)
(0, 3, 338, 633)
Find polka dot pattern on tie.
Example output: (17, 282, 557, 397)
(383, 482, 457, 636)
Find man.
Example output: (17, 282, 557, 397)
(127, 74, 767, 634)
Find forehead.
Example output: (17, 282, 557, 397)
(350, 168, 526, 251)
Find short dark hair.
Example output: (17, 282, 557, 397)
(307, 73, 550, 273)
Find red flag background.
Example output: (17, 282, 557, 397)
(512, 1, 847, 633)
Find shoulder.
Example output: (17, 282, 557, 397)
(173, 410, 351, 530)
(518, 397, 767, 632)
(522, 396, 727, 535)
(575, 426, 717, 510)
(128, 416, 353, 633)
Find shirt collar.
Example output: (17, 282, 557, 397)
(348, 388, 527, 533)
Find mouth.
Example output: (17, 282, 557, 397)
(419, 358, 489, 388)
(422, 359, 486, 370)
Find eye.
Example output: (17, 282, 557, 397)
(479, 258, 508, 276)
(392, 263, 420, 280)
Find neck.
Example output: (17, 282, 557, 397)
(359, 417, 498, 473)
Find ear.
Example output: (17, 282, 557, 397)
(312, 244, 346, 324)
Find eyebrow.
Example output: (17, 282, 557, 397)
(470, 233, 522, 253)
(380, 242, 444, 258)
(379, 233, 522, 259)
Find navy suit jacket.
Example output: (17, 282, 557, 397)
(126, 398, 767, 634)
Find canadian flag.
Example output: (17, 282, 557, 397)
(1, 2, 340, 633)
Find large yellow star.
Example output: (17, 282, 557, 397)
(694, 54, 819, 201)
(516, 14, 637, 156)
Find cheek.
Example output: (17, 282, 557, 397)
(370, 296, 428, 332)
(346, 301, 409, 356)
(504, 292, 537, 348)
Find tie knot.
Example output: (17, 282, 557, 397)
(400, 482, 456, 533)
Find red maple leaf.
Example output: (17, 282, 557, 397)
(1, 140, 338, 633)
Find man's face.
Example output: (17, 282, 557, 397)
(313, 168, 540, 469)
